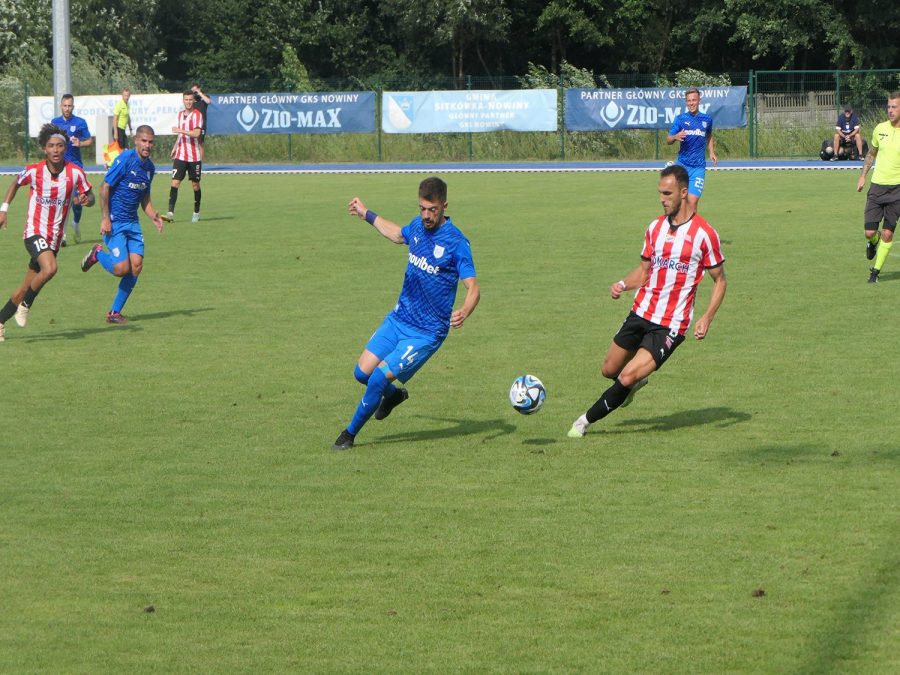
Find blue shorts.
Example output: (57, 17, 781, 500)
(676, 163, 707, 198)
(365, 314, 444, 384)
(103, 221, 144, 262)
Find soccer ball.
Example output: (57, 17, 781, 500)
(509, 374, 546, 415)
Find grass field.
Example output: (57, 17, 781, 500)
(0, 169, 898, 672)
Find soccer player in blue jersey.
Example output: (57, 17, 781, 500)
(666, 88, 717, 210)
(51, 94, 93, 245)
(332, 177, 480, 450)
(80, 125, 165, 324)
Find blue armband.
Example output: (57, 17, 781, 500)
(365, 210, 378, 225)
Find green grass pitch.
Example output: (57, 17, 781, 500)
(0, 169, 898, 672)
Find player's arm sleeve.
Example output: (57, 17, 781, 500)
(16, 167, 33, 187)
(104, 155, 126, 186)
(400, 223, 411, 245)
(640, 222, 655, 260)
(77, 169, 93, 195)
(701, 228, 725, 268)
(668, 118, 680, 136)
(455, 237, 477, 278)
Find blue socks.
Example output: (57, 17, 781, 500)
(111, 274, 138, 313)
(354, 364, 369, 384)
(347, 367, 401, 435)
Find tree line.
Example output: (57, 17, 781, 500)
(2, 0, 900, 92)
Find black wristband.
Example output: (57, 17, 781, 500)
(365, 210, 378, 225)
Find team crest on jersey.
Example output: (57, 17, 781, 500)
(702, 121, 708, 129)
(433, 244, 445, 258)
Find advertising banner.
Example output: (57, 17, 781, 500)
(565, 87, 747, 131)
(208, 92, 375, 134)
(28, 93, 183, 137)
(382, 90, 557, 133)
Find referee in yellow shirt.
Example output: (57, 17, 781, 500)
(858, 91, 900, 283)
(113, 89, 133, 149)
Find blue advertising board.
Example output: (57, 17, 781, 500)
(565, 87, 747, 131)
(208, 92, 375, 134)
(382, 90, 557, 134)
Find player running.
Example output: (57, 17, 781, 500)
(666, 87, 717, 210)
(332, 177, 480, 450)
(567, 164, 727, 438)
(80, 125, 165, 324)
(166, 91, 204, 223)
(0, 123, 94, 341)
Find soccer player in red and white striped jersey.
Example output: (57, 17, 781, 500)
(0, 123, 94, 341)
(568, 164, 727, 438)
(167, 91, 204, 222)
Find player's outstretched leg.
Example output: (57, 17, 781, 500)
(567, 378, 632, 438)
(333, 368, 392, 449)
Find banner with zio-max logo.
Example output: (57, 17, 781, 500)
(565, 87, 747, 131)
(208, 92, 376, 134)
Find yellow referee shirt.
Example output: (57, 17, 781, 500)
(113, 99, 130, 131)
(871, 121, 900, 186)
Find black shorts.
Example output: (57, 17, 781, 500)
(865, 183, 900, 231)
(116, 127, 128, 149)
(25, 235, 58, 272)
(172, 159, 202, 183)
(613, 312, 686, 369)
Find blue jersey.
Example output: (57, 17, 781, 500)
(105, 149, 155, 227)
(669, 111, 713, 167)
(393, 216, 476, 339)
(50, 114, 91, 166)
(837, 113, 860, 135)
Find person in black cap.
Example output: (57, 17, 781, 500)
(832, 105, 864, 160)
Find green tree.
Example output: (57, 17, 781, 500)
(535, 0, 612, 74)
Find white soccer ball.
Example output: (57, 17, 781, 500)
(509, 374, 546, 415)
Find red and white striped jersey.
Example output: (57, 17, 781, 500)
(174, 108, 203, 162)
(17, 161, 92, 250)
(632, 213, 724, 335)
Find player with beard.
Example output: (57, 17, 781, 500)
(567, 164, 727, 438)
(331, 177, 480, 450)
(80, 125, 165, 323)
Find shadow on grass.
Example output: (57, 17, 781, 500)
(799, 519, 900, 673)
(870, 270, 900, 283)
(128, 307, 215, 322)
(19, 307, 215, 342)
(21, 323, 140, 342)
(189, 216, 235, 223)
(609, 406, 752, 433)
(370, 415, 517, 446)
